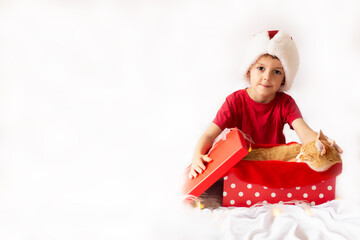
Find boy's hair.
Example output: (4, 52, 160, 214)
(240, 30, 299, 92)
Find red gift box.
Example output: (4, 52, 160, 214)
(183, 128, 342, 207)
(223, 143, 343, 207)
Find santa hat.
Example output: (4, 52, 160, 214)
(241, 30, 299, 92)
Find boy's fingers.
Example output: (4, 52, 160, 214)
(327, 138, 343, 153)
(188, 155, 213, 179)
(330, 140, 343, 154)
(188, 169, 198, 179)
(197, 161, 206, 171)
(194, 165, 204, 174)
(336, 145, 343, 154)
(201, 155, 213, 163)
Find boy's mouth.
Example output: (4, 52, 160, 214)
(260, 84, 272, 88)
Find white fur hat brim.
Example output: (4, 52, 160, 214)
(241, 30, 299, 92)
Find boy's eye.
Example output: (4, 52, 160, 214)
(257, 67, 264, 71)
(274, 70, 282, 75)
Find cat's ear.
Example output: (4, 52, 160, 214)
(315, 139, 326, 156)
(317, 130, 326, 140)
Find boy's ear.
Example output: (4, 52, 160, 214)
(246, 70, 250, 77)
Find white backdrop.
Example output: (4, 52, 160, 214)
(0, 0, 360, 239)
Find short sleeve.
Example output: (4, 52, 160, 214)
(283, 96, 302, 128)
(213, 97, 235, 130)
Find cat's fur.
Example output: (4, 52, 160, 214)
(243, 130, 342, 172)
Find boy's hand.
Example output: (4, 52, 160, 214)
(292, 119, 344, 154)
(188, 154, 213, 179)
(325, 136, 343, 154)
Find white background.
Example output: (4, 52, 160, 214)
(0, 0, 360, 239)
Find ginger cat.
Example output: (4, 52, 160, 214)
(243, 130, 342, 172)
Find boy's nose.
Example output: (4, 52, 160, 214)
(263, 71, 271, 81)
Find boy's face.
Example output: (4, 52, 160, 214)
(246, 54, 285, 103)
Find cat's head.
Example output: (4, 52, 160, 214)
(296, 130, 342, 172)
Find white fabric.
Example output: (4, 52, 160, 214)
(196, 199, 360, 239)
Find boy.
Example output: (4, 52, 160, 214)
(189, 30, 342, 180)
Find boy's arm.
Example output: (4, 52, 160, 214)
(291, 118, 343, 153)
(291, 118, 317, 144)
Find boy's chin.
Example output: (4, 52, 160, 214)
(255, 87, 276, 95)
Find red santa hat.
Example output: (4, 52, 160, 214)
(241, 30, 299, 92)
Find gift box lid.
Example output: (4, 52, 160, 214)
(183, 128, 248, 201)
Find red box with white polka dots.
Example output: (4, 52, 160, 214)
(223, 173, 336, 207)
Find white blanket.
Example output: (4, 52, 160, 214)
(145, 199, 360, 240)
(196, 200, 360, 240)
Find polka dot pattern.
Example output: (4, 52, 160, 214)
(223, 175, 336, 207)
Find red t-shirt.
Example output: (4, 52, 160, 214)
(213, 89, 302, 145)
